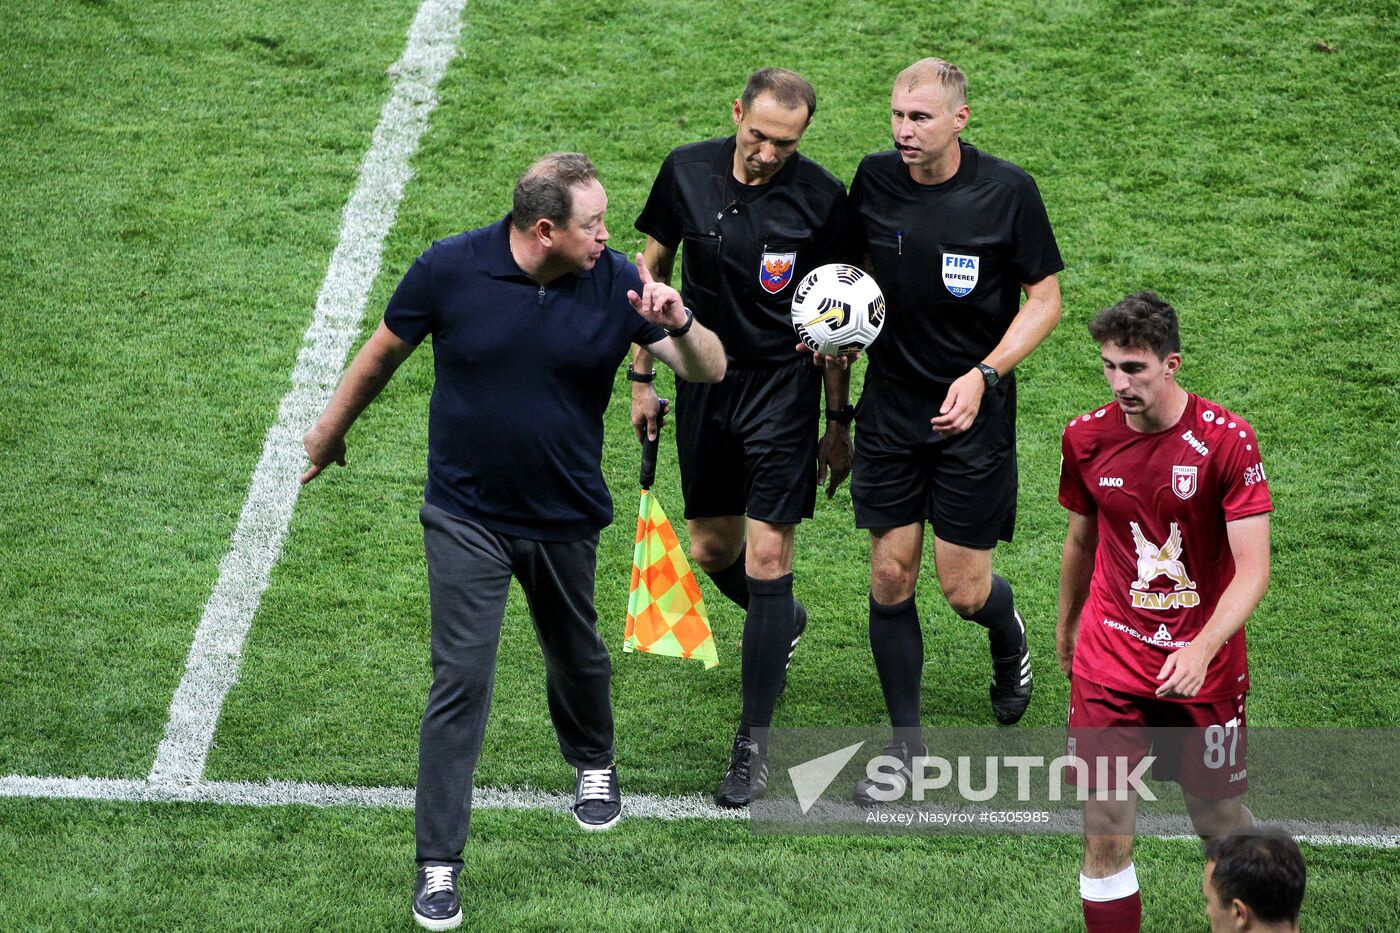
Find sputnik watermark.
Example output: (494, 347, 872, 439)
(752, 727, 1400, 837)
(855, 753, 1157, 805)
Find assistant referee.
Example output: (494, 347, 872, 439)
(629, 68, 850, 808)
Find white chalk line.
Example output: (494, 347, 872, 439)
(148, 0, 468, 785)
(2, 774, 1394, 848)
(2, 775, 742, 822)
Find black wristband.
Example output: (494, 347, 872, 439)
(626, 363, 656, 384)
(665, 306, 695, 338)
(825, 404, 855, 425)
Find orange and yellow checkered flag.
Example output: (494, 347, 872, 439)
(624, 488, 717, 667)
(624, 415, 717, 668)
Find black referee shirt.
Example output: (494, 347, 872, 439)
(636, 136, 847, 368)
(849, 142, 1063, 385)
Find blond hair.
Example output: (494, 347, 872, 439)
(894, 58, 967, 110)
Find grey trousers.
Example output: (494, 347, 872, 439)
(416, 503, 614, 867)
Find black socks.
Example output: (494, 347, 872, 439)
(739, 573, 796, 731)
(962, 574, 1021, 658)
(704, 546, 751, 610)
(869, 594, 923, 738)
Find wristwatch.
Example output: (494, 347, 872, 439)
(825, 404, 856, 425)
(626, 363, 656, 384)
(665, 307, 695, 338)
(975, 362, 1000, 388)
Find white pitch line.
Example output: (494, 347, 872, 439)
(0, 775, 744, 822)
(148, 0, 467, 785)
(1, 775, 1394, 848)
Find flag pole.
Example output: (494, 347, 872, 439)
(639, 411, 660, 491)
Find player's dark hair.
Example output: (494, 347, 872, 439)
(512, 152, 598, 231)
(1088, 290, 1182, 359)
(741, 68, 817, 122)
(1205, 829, 1306, 925)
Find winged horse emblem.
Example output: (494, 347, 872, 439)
(1129, 521, 1197, 592)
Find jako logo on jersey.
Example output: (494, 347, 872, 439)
(941, 253, 979, 297)
(1099, 477, 1124, 487)
(1128, 521, 1200, 610)
(1181, 430, 1210, 457)
(1172, 465, 1198, 500)
(759, 252, 796, 294)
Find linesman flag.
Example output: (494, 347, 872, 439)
(624, 405, 718, 668)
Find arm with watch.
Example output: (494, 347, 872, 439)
(629, 238, 679, 443)
(625, 249, 723, 386)
(818, 366, 854, 498)
(628, 304, 723, 440)
(929, 273, 1063, 436)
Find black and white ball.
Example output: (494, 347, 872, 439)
(790, 263, 886, 356)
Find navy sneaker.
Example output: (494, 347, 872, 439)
(412, 865, 462, 931)
(990, 607, 1033, 725)
(714, 732, 769, 808)
(573, 765, 622, 831)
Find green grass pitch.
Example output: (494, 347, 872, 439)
(2, 0, 1397, 929)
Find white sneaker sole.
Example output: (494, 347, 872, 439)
(413, 906, 463, 931)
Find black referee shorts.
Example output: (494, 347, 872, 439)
(675, 357, 821, 525)
(851, 371, 1018, 548)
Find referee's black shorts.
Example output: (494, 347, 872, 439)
(851, 371, 1018, 548)
(675, 357, 821, 525)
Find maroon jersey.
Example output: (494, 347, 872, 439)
(1059, 393, 1273, 701)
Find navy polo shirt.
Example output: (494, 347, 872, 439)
(383, 216, 666, 541)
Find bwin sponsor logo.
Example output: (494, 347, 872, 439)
(1181, 430, 1210, 456)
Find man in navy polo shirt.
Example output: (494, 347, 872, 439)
(301, 152, 724, 931)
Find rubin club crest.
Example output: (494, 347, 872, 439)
(1172, 465, 1199, 500)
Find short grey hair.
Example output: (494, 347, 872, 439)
(512, 152, 598, 231)
(741, 67, 817, 121)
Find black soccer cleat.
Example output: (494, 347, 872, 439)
(787, 602, 808, 671)
(852, 741, 923, 806)
(714, 732, 769, 808)
(412, 865, 462, 931)
(572, 765, 622, 831)
(989, 607, 1033, 725)
(776, 602, 809, 700)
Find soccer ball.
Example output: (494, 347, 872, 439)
(790, 263, 886, 356)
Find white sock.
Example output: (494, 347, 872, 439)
(1080, 863, 1139, 902)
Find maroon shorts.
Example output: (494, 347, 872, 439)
(1066, 676, 1248, 800)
